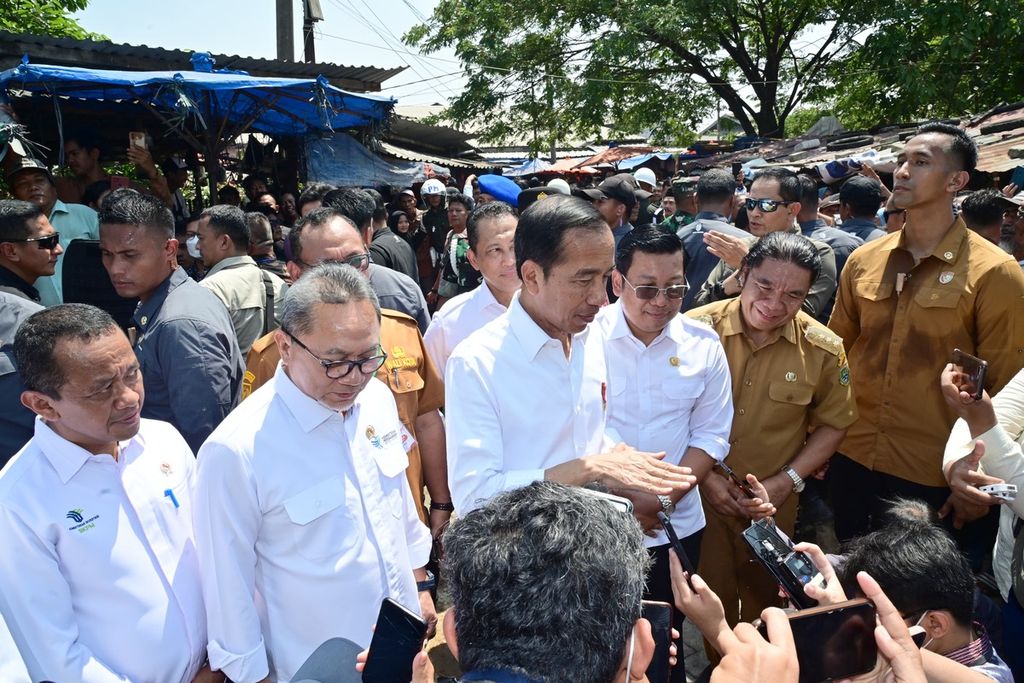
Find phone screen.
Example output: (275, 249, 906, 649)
(641, 601, 673, 683)
(717, 462, 757, 499)
(952, 348, 988, 400)
(361, 598, 427, 683)
(759, 599, 877, 682)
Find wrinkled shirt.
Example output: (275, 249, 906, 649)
(424, 282, 507, 374)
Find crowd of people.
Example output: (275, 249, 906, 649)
(0, 120, 1023, 683)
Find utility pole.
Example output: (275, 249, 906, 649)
(304, 0, 325, 63)
(275, 0, 294, 62)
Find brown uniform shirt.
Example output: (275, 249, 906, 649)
(687, 298, 858, 480)
(243, 308, 445, 518)
(828, 217, 1024, 487)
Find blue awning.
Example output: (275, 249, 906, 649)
(617, 152, 674, 170)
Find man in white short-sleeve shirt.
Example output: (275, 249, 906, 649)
(193, 262, 433, 683)
(445, 195, 696, 514)
(0, 303, 210, 683)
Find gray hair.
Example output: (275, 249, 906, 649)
(443, 481, 650, 683)
(280, 262, 380, 336)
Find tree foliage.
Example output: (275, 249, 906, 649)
(407, 0, 883, 148)
(1, 0, 105, 41)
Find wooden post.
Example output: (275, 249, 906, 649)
(276, 0, 295, 62)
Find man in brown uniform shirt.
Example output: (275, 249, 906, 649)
(242, 207, 452, 536)
(828, 122, 1024, 541)
(688, 232, 857, 633)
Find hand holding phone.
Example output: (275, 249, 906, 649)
(361, 598, 427, 683)
(716, 461, 757, 499)
(951, 348, 988, 401)
(658, 511, 696, 587)
(641, 600, 673, 683)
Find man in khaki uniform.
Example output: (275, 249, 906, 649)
(687, 232, 856, 632)
(243, 207, 450, 535)
(828, 122, 1024, 540)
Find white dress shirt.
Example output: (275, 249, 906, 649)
(193, 365, 432, 683)
(595, 302, 733, 545)
(0, 418, 206, 683)
(446, 294, 612, 513)
(424, 282, 508, 373)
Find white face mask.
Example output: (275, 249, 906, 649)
(186, 235, 201, 260)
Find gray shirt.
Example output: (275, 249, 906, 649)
(800, 219, 864, 323)
(368, 263, 430, 334)
(0, 293, 43, 466)
(132, 267, 244, 453)
(678, 212, 751, 311)
(839, 216, 886, 242)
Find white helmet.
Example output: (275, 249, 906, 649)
(546, 178, 571, 195)
(633, 167, 657, 188)
(421, 179, 446, 196)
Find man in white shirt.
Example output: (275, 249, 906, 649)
(193, 262, 434, 683)
(0, 303, 213, 683)
(445, 194, 696, 513)
(424, 201, 519, 373)
(595, 226, 737, 683)
(196, 204, 287, 355)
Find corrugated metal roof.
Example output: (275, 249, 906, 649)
(975, 129, 1024, 172)
(379, 142, 496, 170)
(0, 31, 404, 91)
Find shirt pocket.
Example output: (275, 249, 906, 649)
(660, 375, 705, 412)
(284, 477, 363, 561)
(382, 365, 425, 395)
(768, 381, 815, 418)
(854, 280, 894, 302)
(914, 284, 962, 310)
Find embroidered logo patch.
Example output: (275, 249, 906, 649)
(66, 508, 100, 533)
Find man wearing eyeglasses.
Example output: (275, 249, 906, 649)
(594, 226, 734, 682)
(693, 168, 837, 321)
(193, 262, 434, 683)
(0, 200, 63, 304)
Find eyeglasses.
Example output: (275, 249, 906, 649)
(744, 198, 795, 213)
(297, 252, 370, 272)
(283, 329, 387, 379)
(5, 232, 61, 250)
(621, 274, 689, 301)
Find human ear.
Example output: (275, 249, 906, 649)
(21, 390, 60, 421)
(520, 260, 543, 295)
(611, 270, 624, 298)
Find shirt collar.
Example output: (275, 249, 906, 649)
(799, 218, 827, 234)
(471, 280, 505, 312)
(272, 362, 345, 433)
(880, 216, 966, 263)
(605, 300, 673, 346)
(507, 293, 565, 360)
(943, 623, 994, 667)
(49, 199, 70, 218)
(133, 267, 189, 329)
(205, 254, 256, 277)
(715, 297, 796, 345)
(33, 417, 141, 484)
(695, 211, 730, 222)
(0, 264, 40, 302)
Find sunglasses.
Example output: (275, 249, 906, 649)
(621, 274, 689, 300)
(4, 232, 61, 250)
(744, 198, 795, 213)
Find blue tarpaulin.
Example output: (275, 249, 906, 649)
(306, 134, 441, 187)
(617, 152, 674, 170)
(503, 158, 551, 177)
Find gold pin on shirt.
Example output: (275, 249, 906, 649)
(669, 356, 680, 366)
(785, 372, 797, 382)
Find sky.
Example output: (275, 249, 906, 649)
(72, 0, 467, 106)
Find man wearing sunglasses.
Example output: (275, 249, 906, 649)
(594, 226, 734, 682)
(0, 200, 63, 304)
(693, 168, 837, 321)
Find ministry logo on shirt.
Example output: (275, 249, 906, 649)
(66, 508, 100, 533)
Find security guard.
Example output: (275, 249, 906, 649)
(660, 175, 699, 233)
(687, 232, 857, 635)
(244, 207, 449, 533)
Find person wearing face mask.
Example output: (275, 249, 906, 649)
(176, 218, 206, 281)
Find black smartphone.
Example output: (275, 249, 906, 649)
(361, 598, 428, 683)
(641, 600, 673, 683)
(757, 599, 878, 682)
(717, 461, 757, 499)
(952, 348, 988, 400)
(742, 518, 821, 609)
(657, 511, 697, 588)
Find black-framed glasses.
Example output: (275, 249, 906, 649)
(621, 274, 689, 301)
(4, 232, 61, 250)
(297, 252, 370, 272)
(744, 198, 795, 213)
(283, 328, 387, 379)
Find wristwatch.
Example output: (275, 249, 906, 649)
(781, 466, 805, 493)
(657, 495, 676, 515)
(417, 570, 436, 593)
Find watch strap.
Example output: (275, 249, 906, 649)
(782, 466, 805, 493)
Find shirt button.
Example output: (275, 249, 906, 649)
(738, 408, 746, 415)
(744, 379, 752, 386)
(944, 251, 954, 260)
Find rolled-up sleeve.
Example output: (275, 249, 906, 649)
(687, 343, 734, 461)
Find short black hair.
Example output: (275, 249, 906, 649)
(752, 168, 801, 203)
(0, 200, 44, 242)
(839, 176, 883, 217)
(916, 122, 978, 172)
(98, 189, 174, 238)
(244, 211, 273, 246)
(515, 195, 609, 279)
(200, 204, 250, 250)
(297, 182, 336, 214)
(288, 206, 359, 264)
(217, 185, 241, 202)
(797, 174, 820, 209)
(14, 304, 119, 398)
(838, 498, 975, 626)
(81, 179, 112, 209)
(696, 168, 736, 203)
(742, 231, 821, 283)
(322, 188, 375, 230)
(467, 201, 516, 251)
(447, 193, 472, 212)
(64, 130, 103, 155)
(960, 189, 1006, 230)
(241, 174, 266, 195)
(615, 225, 683, 275)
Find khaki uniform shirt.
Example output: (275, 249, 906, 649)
(200, 255, 287, 356)
(828, 217, 1024, 486)
(687, 298, 858, 479)
(242, 309, 445, 519)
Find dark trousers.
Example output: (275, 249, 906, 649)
(644, 528, 704, 683)
(1003, 590, 1024, 682)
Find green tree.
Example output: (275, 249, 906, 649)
(785, 106, 832, 137)
(407, 0, 884, 148)
(1, 0, 105, 41)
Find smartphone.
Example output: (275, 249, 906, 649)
(742, 518, 821, 609)
(657, 511, 697, 588)
(641, 600, 673, 683)
(361, 598, 427, 683)
(757, 599, 878, 682)
(716, 461, 757, 499)
(129, 131, 147, 149)
(580, 488, 635, 515)
(952, 348, 988, 400)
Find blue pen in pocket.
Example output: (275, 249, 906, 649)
(164, 489, 180, 509)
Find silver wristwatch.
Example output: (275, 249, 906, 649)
(781, 466, 805, 493)
(657, 495, 676, 515)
